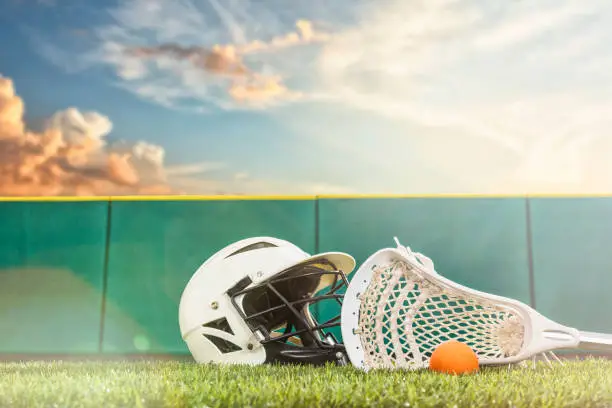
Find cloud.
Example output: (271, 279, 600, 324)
(126, 44, 249, 78)
(228, 75, 302, 104)
(36, 0, 335, 111)
(0, 74, 176, 196)
(165, 162, 226, 177)
(27, 0, 612, 194)
(471, 1, 588, 50)
(122, 39, 306, 105)
(233, 172, 249, 181)
(0, 73, 357, 196)
(117, 18, 326, 106)
(316, 0, 612, 193)
(236, 19, 331, 54)
(169, 173, 357, 196)
(33, 1, 337, 110)
(306, 182, 357, 195)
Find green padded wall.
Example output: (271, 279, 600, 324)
(2, 196, 609, 356)
(529, 197, 612, 333)
(102, 199, 316, 354)
(0, 201, 108, 353)
(316, 197, 532, 342)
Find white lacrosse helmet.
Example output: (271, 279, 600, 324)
(179, 236, 355, 366)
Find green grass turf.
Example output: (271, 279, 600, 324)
(0, 358, 611, 408)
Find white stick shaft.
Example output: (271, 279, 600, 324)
(578, 331, 612, 352)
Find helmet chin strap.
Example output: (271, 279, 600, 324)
(265, 341, 349, 366)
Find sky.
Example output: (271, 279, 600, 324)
(1, 0, 612, 195)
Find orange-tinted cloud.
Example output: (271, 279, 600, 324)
(124, 19, 330, 105)
(237, 19, 330, 54)
(129, 44, 249, 77)
(0, 75, 176, 196)
(228, 75, 302, 103)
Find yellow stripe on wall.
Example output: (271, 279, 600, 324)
(0, 195, 316, 202)
(110, 195, 317, 201)
(0, 196, 112, 202)
(0, 192, 611, 202)
(316, 193, 524, 199)
(317, 193, 612, 199)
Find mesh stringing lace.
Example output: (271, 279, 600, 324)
(356, 260, 525, 370)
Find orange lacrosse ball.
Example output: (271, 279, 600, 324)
(429, 340, 479, 375)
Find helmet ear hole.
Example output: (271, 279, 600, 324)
(202, 334, 242, 354)
(202, 317, 234, 335)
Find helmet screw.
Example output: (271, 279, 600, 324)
(211, 301, 218, 310)
(247, 343, 253, 350)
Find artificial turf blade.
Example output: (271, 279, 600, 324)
(0, 358, 610, 408)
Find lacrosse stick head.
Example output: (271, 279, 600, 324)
(341, 237, 581, 371)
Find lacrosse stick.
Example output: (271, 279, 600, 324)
(340, 237, 612, 371)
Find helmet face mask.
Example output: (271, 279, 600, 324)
(229, 258, 350, 365)
(179, 237, 355, 366)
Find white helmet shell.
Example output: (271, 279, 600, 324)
(179, 236, 355, 365)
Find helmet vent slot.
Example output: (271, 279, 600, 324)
(202, 317, 234, 335)
(202, 334, 242, 354)
(225, 242, 278, 258)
